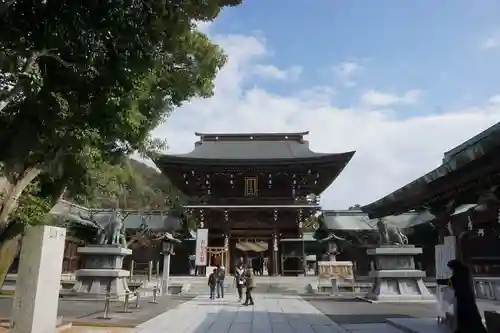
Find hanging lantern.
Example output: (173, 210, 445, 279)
(199, 209, 205, 228)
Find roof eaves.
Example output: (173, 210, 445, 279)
(362, 126, 500, 218)
(155, 151, 355, 166)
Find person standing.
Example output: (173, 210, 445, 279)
(436, 259, 487, 333)
(243, 265, 255, 306)
(234, 262, 244, 301)
(208, 268, 217, 300)
(215, 264, 225, 299)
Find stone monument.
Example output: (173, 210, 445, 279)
(11, 226, 66, 333)
(72, 210, 132, 297)
(364, 219, 435, 303)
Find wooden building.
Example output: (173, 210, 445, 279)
(361, 121, 500, 276)
(154, 132, 355, 275)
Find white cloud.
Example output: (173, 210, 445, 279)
(488, 95, 500, 104)
(252, 64, 302, 81)
(481, 33, 500, 50)
(361, 89, 422, 107)
(152, 29, 500, 209)
(332, 61, 363, 87)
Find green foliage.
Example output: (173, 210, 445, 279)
(12, 182, 52, 227)
(0, 0, 241, 229)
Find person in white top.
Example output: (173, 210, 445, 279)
(234, 264, 244, 301)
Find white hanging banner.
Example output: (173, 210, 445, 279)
(195, 229, 208, 266)
(435, 236, 456, 318)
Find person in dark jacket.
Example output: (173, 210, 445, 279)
(208, 268, 217, 300)
(436, 259, 487, 333)
(242, 265, 255, 306)
(215, 264, 225, 299)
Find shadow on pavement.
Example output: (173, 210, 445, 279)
(303, 296, 439, 324)
(0, 294, 195, 327)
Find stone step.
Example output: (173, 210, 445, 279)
(344, 323, 406, 333)
(386, 318, 445, 333)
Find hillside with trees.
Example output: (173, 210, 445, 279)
(65, 158, 182, 210)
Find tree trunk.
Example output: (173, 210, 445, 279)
(0, 235, 22, 289)
(0, 167, 42, 226)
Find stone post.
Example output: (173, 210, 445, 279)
(148, 260, 153, 281)
(130, 259, 135, 278)
(11, 226, 66, 333)
(161, 253, 171, 295)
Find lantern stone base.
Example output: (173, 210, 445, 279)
(363, 246, 436, 303)
(72, 245, 132, 298)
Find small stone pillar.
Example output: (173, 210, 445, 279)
(11, 226, 66, 333)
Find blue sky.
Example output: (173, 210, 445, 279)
(153, 1, 500, 208)
(212, 0, 500, 110)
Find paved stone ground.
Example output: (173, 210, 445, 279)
(136, 293, 351, 333)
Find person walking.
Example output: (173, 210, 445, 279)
(234, 262, 244, 301)
(243, 265, 255, 306)
(436, 259, 487, 333)
(208, 268, 217, 300)
(215, 264, 225, 299)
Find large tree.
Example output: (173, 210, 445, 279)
(0, 0, 241, 284)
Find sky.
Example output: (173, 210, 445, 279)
(152, 0, 500, 209)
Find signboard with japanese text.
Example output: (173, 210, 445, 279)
(318, 261, 354, 279)
(195, 229, 208, 266)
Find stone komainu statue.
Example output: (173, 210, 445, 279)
(376, 219, 408, 245)
(95, 210, 127, 248)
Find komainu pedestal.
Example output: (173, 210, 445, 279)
(365, 245, 436, 303)
(72, 245, 132, 297)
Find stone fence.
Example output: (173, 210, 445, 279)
(474, 277, 500, 300)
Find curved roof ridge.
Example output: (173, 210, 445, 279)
(194, 131, 309, 141)
(195, 131, 309, 137)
